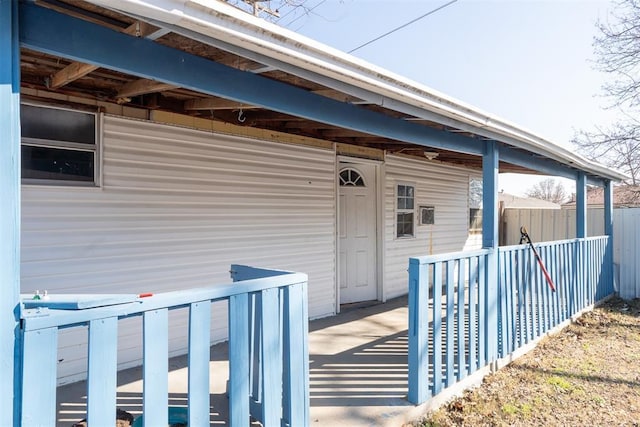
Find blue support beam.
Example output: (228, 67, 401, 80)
(0, 1, 21, 425)
(576, 172, 587, 238)
(16, 4, 605, 181)
(482, 140, 499, 363)
(499, 146, 579, 181)
(18, 3, 485, 156)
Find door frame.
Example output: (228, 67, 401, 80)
(336, 156, 384, 312)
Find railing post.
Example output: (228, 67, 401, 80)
(0, 1, 21, 424)
(482, 140, 499, 363)
(21, 328, 58, 426)
(408, 258, 428, 404)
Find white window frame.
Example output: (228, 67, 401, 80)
(21, 102, 101, 187)
(396, 182, 416, 239)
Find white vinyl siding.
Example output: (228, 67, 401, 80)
(383, 155, 473, 300)
(21, 115, 336, 384)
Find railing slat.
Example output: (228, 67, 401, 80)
(283, 282, 309, 426)
(188, 301, 211, 426)
(468, 256, 477, 374)
(229, 293, 250, 426)
(477, 255, 486, 367)
(21, 327, 58, 426)
(456, 259, 466, 380)
(87, 317, 118, 425)
(445, 261, 455, 387)
(143, 309, 169, 427)
(260, 287, 282, 427)
(432, 262, 443, 395)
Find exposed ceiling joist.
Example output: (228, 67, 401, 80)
(49, 21, 160, 89)
(117, 79, 178, 98)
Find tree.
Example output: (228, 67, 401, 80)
(525, 179, 567, 204)
(572, 0, 640, 184)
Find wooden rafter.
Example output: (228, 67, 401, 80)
(117, 79, 178, 99)
(48, 21, 159, 89)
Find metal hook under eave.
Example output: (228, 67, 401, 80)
(237, 108, 246, 123)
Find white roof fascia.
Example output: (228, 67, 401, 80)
(85, 0, 627, 182)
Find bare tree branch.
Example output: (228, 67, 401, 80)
(525, 179, 568, 204)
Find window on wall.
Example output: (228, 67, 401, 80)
(21, 103, 98, 185)
(396, 184, 415, 238)
(469, 208, 483, 234)
(469, 177, 483, 234)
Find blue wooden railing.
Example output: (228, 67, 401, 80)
(408, 249, 491, 405)
(498, 236, 611, 357)
(408, 236, 612, 405)
(18, 265, 309, 427)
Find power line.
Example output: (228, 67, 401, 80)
(281, 0, 327, 29)
(348, 0, 459, 54)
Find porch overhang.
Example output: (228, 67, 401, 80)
(15, 0, 627, 184)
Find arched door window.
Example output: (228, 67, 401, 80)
(339, 168, 366, 187)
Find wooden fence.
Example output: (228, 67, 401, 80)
(502, 208, 640, 299)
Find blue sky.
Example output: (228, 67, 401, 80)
(276, 0, 619, 196)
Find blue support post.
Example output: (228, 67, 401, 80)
(576, 172, 587, 308)
(0, 1, 21, 425)
(482, 140, 499, 363)
(576, 172, 587, 238)
(604, 180, 614, 296)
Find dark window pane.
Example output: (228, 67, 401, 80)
(406, 198, 414, 210)
(406, 186, 414, 198)
(22, 145, 94, 181)
(469, 208, 483, 232)
(21, 104, 95, 145)
(397, 212, 414, 237)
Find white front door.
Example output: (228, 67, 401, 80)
(338, 162, 377, 304)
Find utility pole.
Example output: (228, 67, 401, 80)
(241, 0, 280, 18)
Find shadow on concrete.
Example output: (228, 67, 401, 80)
(56, 296, 411, 426)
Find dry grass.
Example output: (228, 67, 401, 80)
(412, 297, 640, 427)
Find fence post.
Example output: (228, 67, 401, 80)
(408, 258, 428, 404)
(0, 1, 22, 424)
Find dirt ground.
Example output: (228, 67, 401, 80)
(412, 297, 640, 427)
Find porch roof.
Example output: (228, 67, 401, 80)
(19, 0, 627, 184)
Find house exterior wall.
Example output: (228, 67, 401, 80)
(21, 113, 482, 383)
(383, 154, 474, 300)
(21, 115, 336, 383)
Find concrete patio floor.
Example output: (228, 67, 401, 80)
(56, 296, 427, 427)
